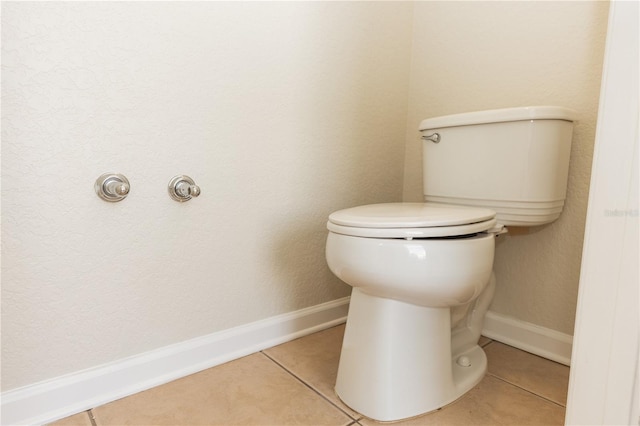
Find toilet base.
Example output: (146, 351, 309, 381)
(335, 288, 488, 422)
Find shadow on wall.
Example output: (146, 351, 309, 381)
(255, 2, 412, 314)
(270, 216, 351, 313)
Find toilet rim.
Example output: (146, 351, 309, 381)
(327, 217, 498, 239)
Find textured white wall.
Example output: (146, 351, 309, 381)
(1, 0, 612, 394)
(403, 1, 610, 334)
(1, 2, 413, 391)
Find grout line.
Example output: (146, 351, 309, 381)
(260, 351, 359, 421)
(87, 409, 98, 426)
(480, 339, 494, 348)
(487, 372, 567, 408)
(483, 339, 567, 410)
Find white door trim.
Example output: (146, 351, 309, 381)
(565, 1, 639, 424)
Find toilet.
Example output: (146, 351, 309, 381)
(325, 106, 577, 422)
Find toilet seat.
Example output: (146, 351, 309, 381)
(327, 203, 497, 238)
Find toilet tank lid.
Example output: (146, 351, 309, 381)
(419, 106, 578, 131)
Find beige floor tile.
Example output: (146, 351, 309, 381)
(485, 342, 570, 406)
(92, 353, 353, 426)
(47, 411, 93, 426)
(478, 335, 492, 347)
(263, 324, 359, 418)
(359, 375, 565, 426)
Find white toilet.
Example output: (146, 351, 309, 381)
(325, 106, 577, 422)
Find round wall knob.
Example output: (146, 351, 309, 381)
(95, 173, 130, 202)
(168, 175, 201, 202)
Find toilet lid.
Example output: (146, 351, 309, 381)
(327, 203, 497, 238)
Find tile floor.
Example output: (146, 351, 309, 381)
(51, 324, 569, 426)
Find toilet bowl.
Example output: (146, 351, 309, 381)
(326, 203, 500, 421)
(325, 106, 577, 422)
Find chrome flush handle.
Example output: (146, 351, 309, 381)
(168, 175, 201, 202)
(421, 133, 441, 143)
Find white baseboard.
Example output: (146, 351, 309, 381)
(1, 297, 350, 426)
(481, 310, 573, 366)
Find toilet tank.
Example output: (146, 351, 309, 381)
(419, 106, 577, 226)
